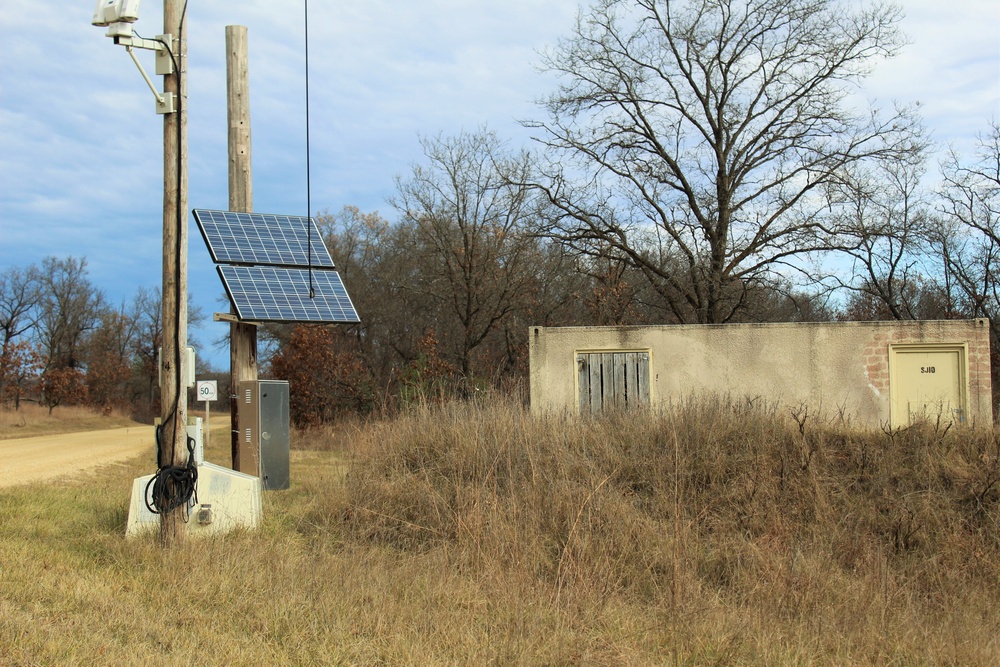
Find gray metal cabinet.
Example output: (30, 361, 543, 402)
(238, 380, 290, 490)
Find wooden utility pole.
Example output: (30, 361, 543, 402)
(160, 0, 189, 547)
(226, 25, 259, 475)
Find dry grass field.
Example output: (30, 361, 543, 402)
(1, 397, 998, 665)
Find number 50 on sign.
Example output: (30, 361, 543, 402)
(197, 380, 218, 402)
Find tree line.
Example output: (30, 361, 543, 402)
(0, 257, 208, 417)
(4, 0, 997, 424)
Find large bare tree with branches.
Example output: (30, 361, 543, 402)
(831, 144, 941, 320)
(933, 123, 1000, 325)
(392, 129, 540, 378)
(529, 0, 923, 323)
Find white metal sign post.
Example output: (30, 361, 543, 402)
(196, 380, 218, 453)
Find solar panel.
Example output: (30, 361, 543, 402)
(193, 209, 335, 269)
(218, 265, 360, 323)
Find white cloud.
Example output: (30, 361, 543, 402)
(864, 0, 1000, 147)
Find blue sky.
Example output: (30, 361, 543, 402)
(1, 0, 998, 370)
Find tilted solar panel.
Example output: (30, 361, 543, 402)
(218, 265, 360, 324)
(193, 209, 334, 269)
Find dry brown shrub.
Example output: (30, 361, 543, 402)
(3, 396, 999, 664)
(332, 396, 1000, 662)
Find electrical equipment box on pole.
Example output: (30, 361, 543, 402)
(158, 345, 196, 388)
(237, 380, 290, 490)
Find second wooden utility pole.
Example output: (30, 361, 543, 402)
(226, 25, 259, 475)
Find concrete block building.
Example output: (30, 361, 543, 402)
(528, 319, 994, 428)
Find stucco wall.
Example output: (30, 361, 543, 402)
(529, 319, 994, 427)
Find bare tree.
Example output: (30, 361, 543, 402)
(318, 206, 409, 386)
(0, 265, 39, 348)
(0, 264, 40, 403)
(35, 257, 104, 372)
(320, 204, 594, 397)
(391, 129, 541, 378)
(129, 286, 163, 414)
(528, 0, 923, 324)
(129, 286, 206, 416)
(578, 252, 646, 325)
(933, 123, 1000, 324)
(831, 144, 938, 320)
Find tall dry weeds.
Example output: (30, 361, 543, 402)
(3, 397, 999, 664)
(334, 396, 1000, 663)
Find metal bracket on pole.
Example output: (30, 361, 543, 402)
(114, 32, 177, 114)
(214, 312, 260, 326)
(125, 46, 175, 114)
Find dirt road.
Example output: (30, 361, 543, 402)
(0, 426, 154, 488)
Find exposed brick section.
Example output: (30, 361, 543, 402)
(859, 322, 994, 419)
(966, 323, 993, 414)
(862, 330, 893, 395)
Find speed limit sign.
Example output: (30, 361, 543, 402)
(196, 380, 218, 402)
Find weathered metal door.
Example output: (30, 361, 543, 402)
(889, 344, 966, 427)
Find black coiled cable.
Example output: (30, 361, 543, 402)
(145, 425, 198, 516)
